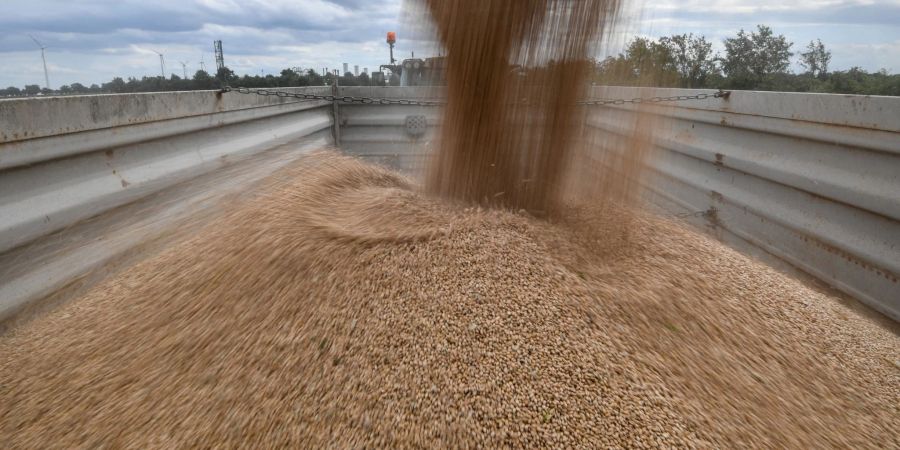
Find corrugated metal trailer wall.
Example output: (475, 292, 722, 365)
(0, 88, 333, 319)
(581, 87, 899, 321)
(334, 86, 900, 321)
(1, 86, 897, 322)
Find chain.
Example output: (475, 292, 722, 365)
(576, 89, 730, 106)
(674, 209, 711, 219)
(673, 205, 725, 223)
(221, 86, 446, 106)
(221, 86, 730, 107)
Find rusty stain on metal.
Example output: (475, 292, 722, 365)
(703, 206, 721, 230)
(714, 153, 724, 167)
(800, 235, 898, 283)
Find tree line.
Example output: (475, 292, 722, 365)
(593, 25, 899, 96)
(0, 65, 400, 98)
(2, 25, 898, 97)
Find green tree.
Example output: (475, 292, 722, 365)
(799, 39, 831, 80)
(279, 68, 299, 86)
(24, 84, 41, 96)
(591, 37, 679, 86)
(305, 69, 324, 86)
(192, 70, 216, 89)
(624, 37, 678, 84)
(723, 25, 793, 89)
(216, 66, 237, 84)
(102, 77, 126, 93)
(659, 33, 718, 88)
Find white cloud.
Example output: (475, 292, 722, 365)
(644, 0, 875, 14)
(0, 0, 898, 88)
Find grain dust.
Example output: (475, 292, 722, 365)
(422, 0, 621, 214)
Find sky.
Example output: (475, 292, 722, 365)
(1, 0, 898, 89)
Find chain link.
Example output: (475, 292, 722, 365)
(674, 209, 714, 219)
(221, 86, 446, 106)
(576, 89, 730, 106)
(221, 86, 730, 107)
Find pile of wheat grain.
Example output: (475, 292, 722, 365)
(1, 152, 896, 448)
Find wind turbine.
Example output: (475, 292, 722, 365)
(29, 35, 51, 90)
(178, 61, 188, 79)
(151, 50, 166, 78)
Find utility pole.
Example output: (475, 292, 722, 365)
(331, 72, 340, 146)
(152, 50, 165, 78)
(29, 35, 51, 90)
(178, 61, 188, 79)
(200, 54, 207, 72)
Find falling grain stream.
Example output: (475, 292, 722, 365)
(1, 1, 898, 448)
